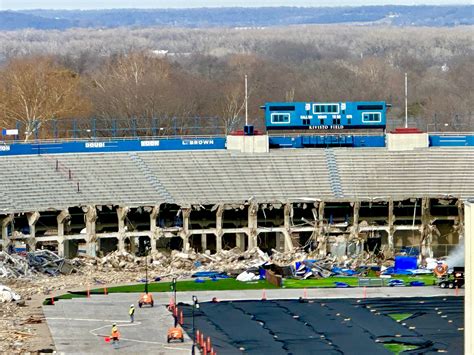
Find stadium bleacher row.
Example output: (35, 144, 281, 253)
(0, 147, 473, 214)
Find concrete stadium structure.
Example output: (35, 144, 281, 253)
(1, 145, 473, 260)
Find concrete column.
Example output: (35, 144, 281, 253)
(420, 197, 433, 258)
(236, 233, 245, 251)
(216, 232, 223, 252)
(275, 232, 284, 251)
(117, 207, 129, 253)
(214, 205, 224, 252)
(85, 206, 97, 257)
(149, 206, 159, 252)
(201, 233, 207, 252)
(150, 205, 159, 233)
(1, 215, 14, 252)
(26, 211, 40, 251)
(350, 201, 361, 254)
(464, 201, 473, 355)
(283, 203, 294, 252)
(316, 202, 327, 257)
(388, 199, 395, 253)
(181, 208, 191, 252)
(57, 209, 70, 258)
(248, 203, 258, 250)
(129, 237, 136, 254)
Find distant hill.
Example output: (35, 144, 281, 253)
(0, 6, 472, 31)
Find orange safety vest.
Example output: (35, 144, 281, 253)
(111, 327, 120, 339)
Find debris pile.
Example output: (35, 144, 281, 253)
(0, 252, 34, 278)
(0, 250, 76, 279)
(0, 284, 21, 303)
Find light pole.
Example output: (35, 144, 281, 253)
(144, 246, 150, 294)
(172, 277, 177, 308)
(171, 277, 177, 326)
(191, 295, 199, 355)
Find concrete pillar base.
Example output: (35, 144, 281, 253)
(201, 234, 207, 252)
(236, 233, 245, 251)
(216, 233, 222, 252)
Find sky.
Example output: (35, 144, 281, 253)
(2, 0, 471, 10)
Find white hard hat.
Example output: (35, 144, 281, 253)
(130, 304, 134, 307)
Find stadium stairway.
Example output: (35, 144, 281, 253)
(128, 152, 174, 203)
(324, 148, 344, 198)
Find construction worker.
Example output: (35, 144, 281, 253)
(111, 323, 120, 347)
(129, 304, 135, 323)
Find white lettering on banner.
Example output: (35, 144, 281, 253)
(308, 125, 345, 130)
(0, 145, 11, 151)
(85, 142, 105, 148)
(141, 140, 160, 147)
(300, 115, 313, 119)
(182, 139, 215, 146)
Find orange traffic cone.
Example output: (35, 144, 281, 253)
(303, 288, 307, 298)
(104, 287, 108, 295)
(207, 336, 211, 350)
(51, 296, 55, 305)
(262, 289, 267, 301)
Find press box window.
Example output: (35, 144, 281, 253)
(313, 104, 339, 114)
(362, 112, 382, 123)
(271, 113, 291, 124)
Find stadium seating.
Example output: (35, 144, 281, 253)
(0, 147, 473, 213)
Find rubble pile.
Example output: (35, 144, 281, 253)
(0, 250, 76, 279)
(0, 252, 33, 278)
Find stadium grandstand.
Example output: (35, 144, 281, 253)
(0, 134, 473, 260)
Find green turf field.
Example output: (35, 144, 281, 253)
(44, 274, 438, 305)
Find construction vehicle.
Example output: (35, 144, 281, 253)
(167, 326, 184, 343)
(138, 292, 154, 307)
(438, 267, 464, 289)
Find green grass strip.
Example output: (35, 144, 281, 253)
(93, 278, 277, 294)
(383, 343, 419, 354)
(388, 313, 413, 322)
(283, 275, 437, 288)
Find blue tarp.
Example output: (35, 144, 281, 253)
(191, 271, 229, 279)
(332, 267, 359, 276)
(382, 267, 413, 275)
(394, 256, 418, 270)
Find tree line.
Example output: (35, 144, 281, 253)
(0, 25, 472, 140)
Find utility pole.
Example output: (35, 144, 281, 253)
(245, 74, 248, 126)
(405, 72, 408, 128)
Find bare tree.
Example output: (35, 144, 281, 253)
(0, 56, 89, 141)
